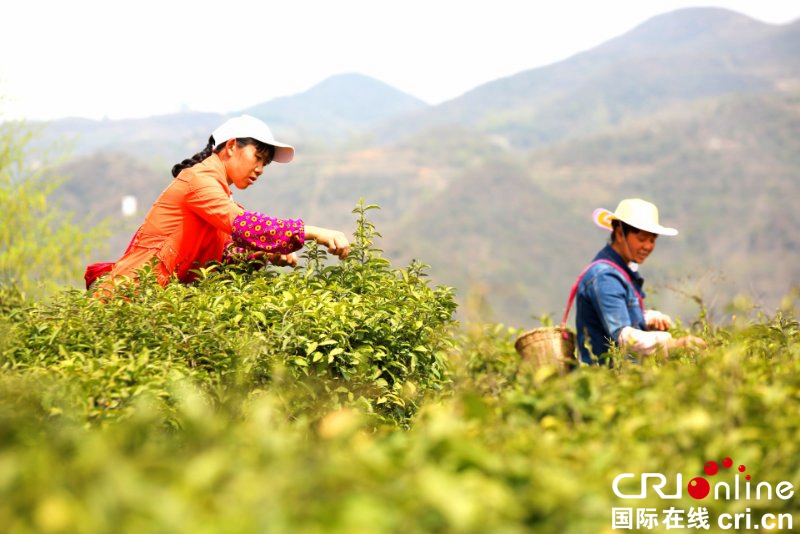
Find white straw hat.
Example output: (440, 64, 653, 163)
(211, 114, 294, 163)
(592, 198, 678, 236)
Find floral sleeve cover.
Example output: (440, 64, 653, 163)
(231, 211, 305, 255)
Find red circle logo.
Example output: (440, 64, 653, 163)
(688, 477, 710, 500)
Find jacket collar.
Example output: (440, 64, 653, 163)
(596, 244, 645, 289)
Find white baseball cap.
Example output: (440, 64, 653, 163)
(211, 114, 295, 163)
(592, 198, 678, 236)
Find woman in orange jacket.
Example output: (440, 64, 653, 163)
(87, 115, 349, 292)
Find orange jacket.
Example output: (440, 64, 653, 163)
(107, 154, 243, 286)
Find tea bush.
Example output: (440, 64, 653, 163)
(0, 202, 457, 427)
(0, 309, 797, 533)
(446, 311, 800, 531)
(1, 200, 799, 532)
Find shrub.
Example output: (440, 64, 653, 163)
(0, 201, 457, 427)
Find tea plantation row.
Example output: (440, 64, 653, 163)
(0, 210, 798, 532)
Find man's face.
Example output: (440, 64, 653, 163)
(623, 229, 658, 264)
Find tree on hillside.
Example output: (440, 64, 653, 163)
(0, 118, 109, 298)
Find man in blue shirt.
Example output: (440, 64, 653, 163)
(575, 198, 705, 365)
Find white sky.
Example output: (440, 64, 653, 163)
(1, 0, 798, 121)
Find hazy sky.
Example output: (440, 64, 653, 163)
(2, 0, 798, 121)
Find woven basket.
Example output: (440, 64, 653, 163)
(514, 326, 577, 371)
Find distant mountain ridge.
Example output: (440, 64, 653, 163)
(37, 73, 427, 162)
(47, 7, 800, 326)
(372, 7, 800, 149)
(243, 73, 428, 138)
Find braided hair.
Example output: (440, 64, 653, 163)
(171, 137, 277, 178)
(172, 136, 215, 178)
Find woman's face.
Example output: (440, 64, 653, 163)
(225, 142, 267, 190)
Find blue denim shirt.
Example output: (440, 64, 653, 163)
(575, 245, 647, 365)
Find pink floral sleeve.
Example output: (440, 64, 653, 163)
(231, 211, 305, 255)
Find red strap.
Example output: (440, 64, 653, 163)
(560, 259, 645, 329)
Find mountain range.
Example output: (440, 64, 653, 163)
(42, 7, 800, 327)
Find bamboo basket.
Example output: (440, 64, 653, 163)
(514, 326, 577, 372)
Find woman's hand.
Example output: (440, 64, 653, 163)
(304, 225, 351, 259)
(266, 252, 298, 267)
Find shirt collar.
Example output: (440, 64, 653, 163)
(204, 153, 232, 196)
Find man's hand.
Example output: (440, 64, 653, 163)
(667, 335, 707, 351)
(645, 310, 672, 331)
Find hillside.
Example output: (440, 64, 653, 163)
(372, 8, 800, 149)
(46, 7, 800, 327)
(383, 91, 800, 324)
(36, 112, 225, 166)
(243, 72, 429, 140)
(57, 152, 168, 254)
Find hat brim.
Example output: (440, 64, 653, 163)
(211, 114, 295, 163)
(592, 208, 678, 236)
(592, 208, 615, 231)
(271, 144, 294, 164)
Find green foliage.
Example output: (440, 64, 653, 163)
(1, 201, 457, 427)
(0, 120, 109, 297)
(446, 312, 800, 531)
(1, 297, 798, 532)
(2, 14, 795, 528)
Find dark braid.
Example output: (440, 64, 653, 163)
(171, 136, 216, 178)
